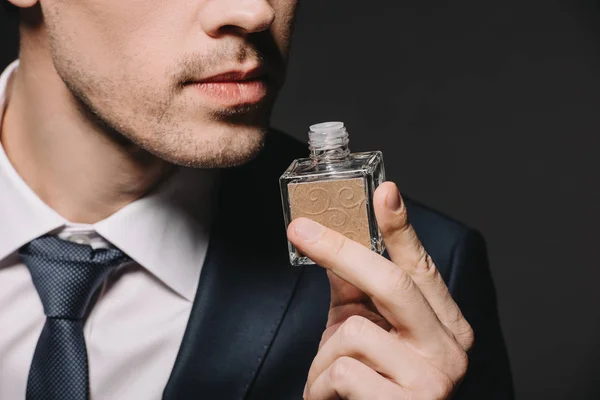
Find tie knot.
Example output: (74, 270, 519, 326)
(18, 235, 130, 319)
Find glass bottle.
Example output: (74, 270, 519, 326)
(280, 121, 386, 266)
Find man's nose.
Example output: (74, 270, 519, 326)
(199, 0, 276, 37)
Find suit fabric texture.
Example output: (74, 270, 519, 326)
(161, 131, 514, 399)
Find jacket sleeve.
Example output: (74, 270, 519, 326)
(448, 229, 515, 399)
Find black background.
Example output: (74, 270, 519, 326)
(2, 1, 600, 399)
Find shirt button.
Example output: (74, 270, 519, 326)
(67, 234, 92, 245)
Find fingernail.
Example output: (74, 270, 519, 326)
(294, 218, 324, 241)
(385, 186, 402, 211)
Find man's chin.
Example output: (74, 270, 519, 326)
(151, 125, 268, 169)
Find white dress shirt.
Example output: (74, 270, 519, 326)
(0, 60, 218, 399)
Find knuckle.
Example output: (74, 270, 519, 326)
(384, 266, 415, 298)
(329, 356, 355, 386)
(414, 250, 435, 274)
(337, 316, 369, 349)
(426, 372, 454, 400)
(455, 348, 470, 375)
(331, 234, 348, 257)
(447, 317, 475, 353)
(445, 305, 465, 328)
(445, 341, 470, 380)
(460, 323, 475, 352)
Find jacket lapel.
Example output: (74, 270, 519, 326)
(163, 136, 304, 399)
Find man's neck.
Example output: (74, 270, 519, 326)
(0, 54, 174, 224)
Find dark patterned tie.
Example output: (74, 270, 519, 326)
(18, 235, 130, 400)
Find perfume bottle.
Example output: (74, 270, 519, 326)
(280, 121, 386, 266)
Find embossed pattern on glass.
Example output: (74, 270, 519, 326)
(289, 178, 370, 248)
(280, 122, 385, 266)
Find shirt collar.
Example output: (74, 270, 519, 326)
(94, 167, 218, 301)
(0, 59, 218, 301)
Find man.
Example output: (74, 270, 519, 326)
(0, 0, 513, 399)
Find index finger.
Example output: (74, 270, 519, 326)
(287, 218, 447, 345)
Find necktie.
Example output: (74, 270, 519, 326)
(18, 235, 130, 400)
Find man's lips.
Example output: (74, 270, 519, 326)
(187, 80, 268, 106)
(197, 66, 267, 83)
(184, 66, 270, 107)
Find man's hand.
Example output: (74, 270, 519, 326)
(287, 181, 474, 400)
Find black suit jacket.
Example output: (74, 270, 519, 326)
(161, 131, 514, 399)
